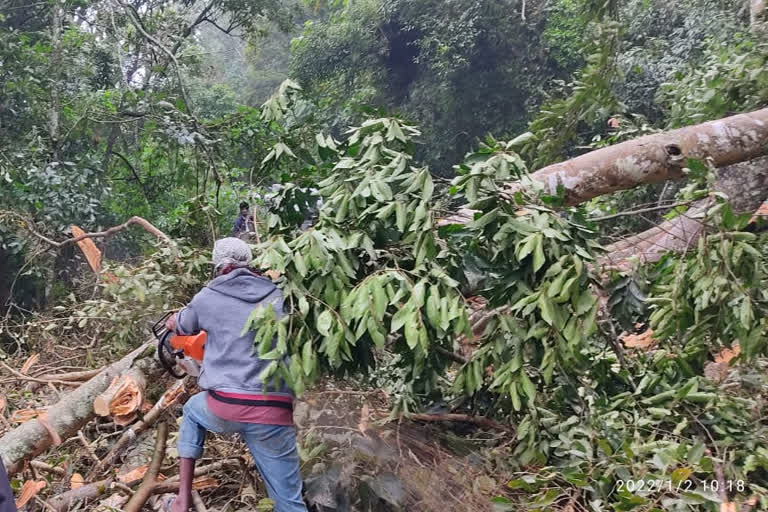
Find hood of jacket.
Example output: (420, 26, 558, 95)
(206, 268, 276, 303)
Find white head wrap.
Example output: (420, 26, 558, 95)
(212, 237, 252, 271)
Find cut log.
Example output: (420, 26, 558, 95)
(602, 156, 768, 270)
(93, 367, 148, 425)
(86, 377, 191, 480)
(0, 340, 156, 475)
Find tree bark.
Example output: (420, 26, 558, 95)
(601, 156, 768, 270)
(440, 108, 768, 226)
(48, 3, 62, 160)
(514, 108, 768, 205)
(0, 340, 155, 475)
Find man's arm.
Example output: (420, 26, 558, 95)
(166, 306, 200, 335)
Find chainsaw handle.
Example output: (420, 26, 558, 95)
(157, 331, 185, 379)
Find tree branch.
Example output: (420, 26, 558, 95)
(1, 211, 172, 248)
(116, 0, 193, 115)
(111, 150, 150, 200)
(588, 200, 694, 222)
(122, 422, 169, 512)
(171, 1, 217, 55)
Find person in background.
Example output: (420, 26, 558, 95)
(232, 201, 253, 236)
(0, 459, 18, 512)
(163, 238, 306, 512)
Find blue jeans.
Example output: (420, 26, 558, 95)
(178, 392, 307, 512)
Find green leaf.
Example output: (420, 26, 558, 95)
(376, 203, 396, 220)
(520, 371, 536, 403)
(516, 234, 537, 261)
(532, 235, 546, 272)
(573, 291, 596, 316)
(302, 341, 315, 376)
(316, 310, 333, 337)
(391, 305, 412, 333)
(426, 286, 441, 329)
(294, 252, 308, 277)
(472, 208, 500, 229)
(582, 301, 599, 337)
(740, 298, 753, 328)
(687, 442, 705, 465)
(298, 296, 309, 317)
(547, 270, 569, 298)
(372, 282, 388, 321)
(367, 317, 386, 347)
(395, 202, 407, 232)
(510, 382, 521, 411)
(422, 173, 434, 201)
(404, 315, 419, 349)
(538, 294, 555, 326)
(412, 281, 426, 308)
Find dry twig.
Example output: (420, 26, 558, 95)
(123, 422, 169, 512)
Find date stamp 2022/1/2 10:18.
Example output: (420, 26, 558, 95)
(616, 479, 746, 494)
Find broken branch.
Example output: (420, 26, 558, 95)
(122, 422, 169, 512)
(1, 211, 172, 249)
(47, 479, 114, 512)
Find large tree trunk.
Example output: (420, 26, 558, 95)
(0, 341, 157, 475)
(517, 108, 768, 206)
(439, 108, 768, 226)
(601, 157, 768, 271)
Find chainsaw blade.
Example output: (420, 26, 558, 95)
(178, 358, 200, 377)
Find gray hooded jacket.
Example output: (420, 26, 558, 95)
(176, 268, 293, 397)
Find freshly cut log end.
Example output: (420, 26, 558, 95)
(93, 373, 146, 419)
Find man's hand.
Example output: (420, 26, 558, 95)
(165, 313, 178, 333)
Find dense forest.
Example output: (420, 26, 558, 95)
(1, 0, 767, 510)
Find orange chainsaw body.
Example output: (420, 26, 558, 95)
(169, 331, 207, 362)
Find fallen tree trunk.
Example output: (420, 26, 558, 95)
(440, 108, 768, 225)
(602, 156, 768, 270)
(0, 340, 156, 475)
(518, 107, 768, 205)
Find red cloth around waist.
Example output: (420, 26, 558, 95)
(206, 391, 294, 426)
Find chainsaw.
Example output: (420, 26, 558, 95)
(152, 312, 207, 378)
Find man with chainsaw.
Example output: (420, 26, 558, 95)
(163, 237, 306, 512)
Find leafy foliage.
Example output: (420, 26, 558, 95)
(290, 0, 561, 172)
(661, 34, 768, 127)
